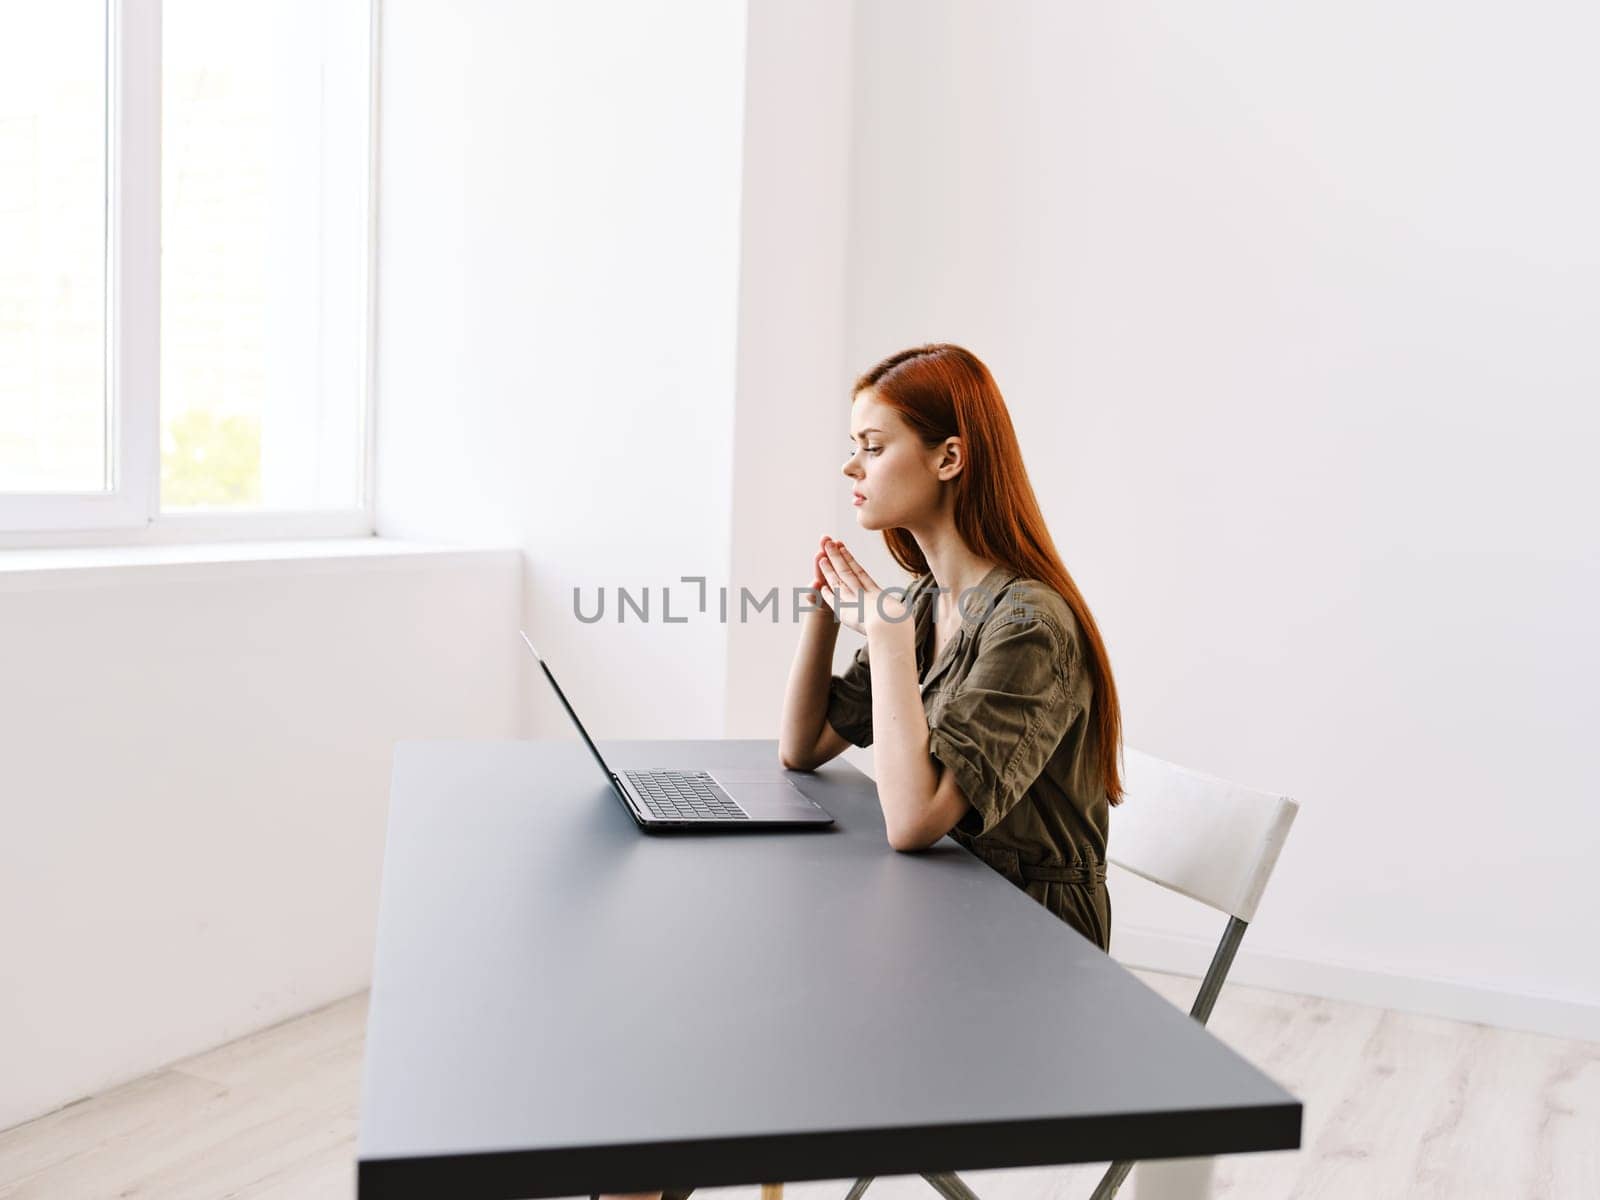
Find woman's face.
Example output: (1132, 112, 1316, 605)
(841, 389, 948, 532)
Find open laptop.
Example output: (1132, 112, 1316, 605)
(520, 631, 834, 830)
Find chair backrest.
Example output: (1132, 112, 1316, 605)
(1107, 748, 1298, 922)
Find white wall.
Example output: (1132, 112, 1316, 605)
(723, 0, 860, 737)
(0, 546, 520, 1130)
(376, 0, 750, 741)
(374, 0, 878, 751)
(843, 0, 1600, 1036)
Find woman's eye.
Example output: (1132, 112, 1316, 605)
(865, 446, 882, 455)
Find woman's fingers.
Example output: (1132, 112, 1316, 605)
(829, 543, 877, 595)
(825, 540, 862, 587)
(818, 549, 867, 626)
(833, 543, 877, 590)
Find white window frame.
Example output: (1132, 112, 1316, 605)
(0, 0, 380, 548)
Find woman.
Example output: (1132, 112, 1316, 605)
(599, 342, 1124, 1200)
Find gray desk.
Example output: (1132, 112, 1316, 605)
(357, 740, 1299, 1198)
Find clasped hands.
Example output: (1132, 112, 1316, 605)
(810, 536, 910, 639)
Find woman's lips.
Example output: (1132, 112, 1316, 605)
(852, 492, 866, 506)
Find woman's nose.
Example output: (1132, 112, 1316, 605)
(842, 454, 861, 479)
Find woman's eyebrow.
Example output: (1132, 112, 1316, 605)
(850, 427, 883, 441)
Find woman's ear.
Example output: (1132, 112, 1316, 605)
(935, 436, 965, 482)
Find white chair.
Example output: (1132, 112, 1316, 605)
(845, 746, 1299, 1200)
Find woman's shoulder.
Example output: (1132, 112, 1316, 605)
(989, 575, 1080, 649)
(906, 569, 1075, 643)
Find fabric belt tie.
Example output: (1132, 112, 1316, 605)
(967, 841, 1107, 886)
(1019, 861, 1107, 884)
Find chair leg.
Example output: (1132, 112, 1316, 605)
(1088, 917, 1248, 1199)
(1089, 1159, 1135, 1199)
(894, 925, 1248, 1200)
(844, 1179, 875, 1200)
(921, 1173, 982, 1200)
(1187, 918, 1247, 1025)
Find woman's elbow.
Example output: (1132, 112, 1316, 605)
(778, 744, 817, 772)
(885, 822, 935, 853)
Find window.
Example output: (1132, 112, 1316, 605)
(0, 1, 109, 499)
(0, 0, 376, 544)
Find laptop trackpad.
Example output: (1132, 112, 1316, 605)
(707, 770, 823, 819)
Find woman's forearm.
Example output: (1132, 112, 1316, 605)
(865, 621, 940, 847)
(778, 603, 841, 769)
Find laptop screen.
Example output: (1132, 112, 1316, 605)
(518, 631, 631, 807)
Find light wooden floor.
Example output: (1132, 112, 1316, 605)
(2, 969, 1596, 1200)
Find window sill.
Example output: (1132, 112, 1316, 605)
(0, 537, 522, 591)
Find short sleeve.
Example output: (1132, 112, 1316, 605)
(825, 640, 875, 747)
(929, 612, 1077, 837)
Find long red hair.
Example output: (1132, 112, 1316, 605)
(855, 343, 1125, 805)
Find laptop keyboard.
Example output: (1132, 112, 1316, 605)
(626, 770, 749, 821)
